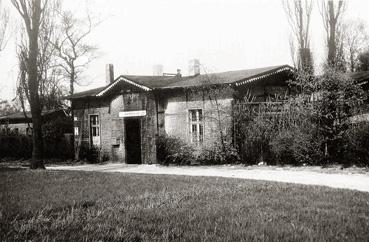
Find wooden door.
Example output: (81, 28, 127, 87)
(125, 119, 142, 164)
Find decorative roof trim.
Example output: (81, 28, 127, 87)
(96, 76, 151, 97)
(234, 66, 293, 87)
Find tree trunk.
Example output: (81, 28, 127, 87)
(327, 0, 338, 67)
(27, 0, 45, 169)
(30, 100, 44, 169)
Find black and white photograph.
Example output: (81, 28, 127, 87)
(1, 0, 369, 241)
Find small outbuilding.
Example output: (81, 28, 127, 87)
(0, 109, 68, 135)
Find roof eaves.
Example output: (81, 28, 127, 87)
(96, 76, 151, 97)
(63, 87, 105, 100)
(234, 65, 293, 87)
(66, 94, 96, 100)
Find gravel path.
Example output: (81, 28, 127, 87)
(48, 163, 369, 192)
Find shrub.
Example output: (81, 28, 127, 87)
(269, 129, 295, 164)
(42, 117, 74, 159)
(293, 67, 366, 163)
(79, 144, 101, 163)
(238, 114, 276, 164)
(270, 126, 324, 165)
(156, 134, 195, 165)
(235, 98, 327, 166)
(198, 141, 240, 165)
(341, 123, 369, 166)
(0, 134, 32, 158)
(0, 117, 74, 160)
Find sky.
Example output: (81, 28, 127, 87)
(1, 0, 369, 101)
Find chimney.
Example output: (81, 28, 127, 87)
(189, 59, 200, 76)
(153, 64, 164, 76)
(105, 64, 114, 84)
(176, 69, 182, 77)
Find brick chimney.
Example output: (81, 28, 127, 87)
(176, 69, 182, 77)
(105, 64, 114, 85)
(189, 59, 200, 76)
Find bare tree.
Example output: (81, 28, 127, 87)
(282, 0, 313, 73)
(193, 65, 236, 157)
(12, 0, 60, 169)
(0, 0, 9, 53)
(53, 10, 99, 95)
(12, 0, 45, 169)
(342, 19, 368, 72)
(320, 0, 345, 68)
(37, 3, 67, 111)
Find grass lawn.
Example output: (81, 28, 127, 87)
(1, 167, 369, 241)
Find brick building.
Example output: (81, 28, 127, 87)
(67, 64, 294, 164)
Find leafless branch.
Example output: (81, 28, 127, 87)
(0, 0, 10, 53)
(282, 0, 313, 73)
(52, 9, 100, 95)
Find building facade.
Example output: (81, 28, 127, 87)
(67, 65, 294, 164)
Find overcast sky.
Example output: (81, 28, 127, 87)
(1, 0, 369, 101)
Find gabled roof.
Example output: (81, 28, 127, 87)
(66, 65, 294, 100)
(161, 65, 293, 89)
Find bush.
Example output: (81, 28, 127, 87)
(156, 135, 239, 165)
(235, 99, 327, 166)
(270, 126, 324, 165)
(237, 114, 276, 164)
(156, 134, 195, 165)
(0, 117, 73, 160)
(269, 129, 295, 164)
(42, 117, 74, 159)
(198, 141, 240, 165)
(0, 134, 32, 158)
(79, 144, 102, 163)
(341, 123, 369, 166)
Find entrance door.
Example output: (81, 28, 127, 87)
(125, 119, 142, 164)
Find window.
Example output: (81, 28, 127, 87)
(74, 127, 79, 136)
(90, 115, 100, 146)
(189, 109, 203, 145)
(90, 115, 99, 136)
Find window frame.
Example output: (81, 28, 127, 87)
(189, 109, 204, 145)
(89, 114, 100, 147)
(74, 126, 79, 136)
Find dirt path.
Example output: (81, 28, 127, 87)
(47, 164, 369, 192)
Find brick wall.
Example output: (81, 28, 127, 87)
(163, 88, 234, 148)
(73, 98, 113, 159)
(73, 93, 157, 164)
